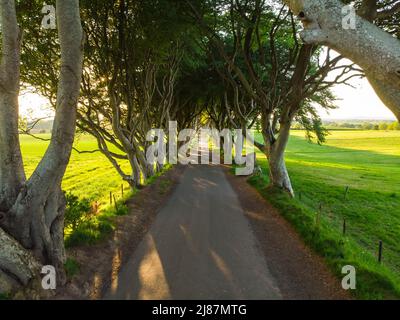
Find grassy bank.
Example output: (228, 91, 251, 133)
(251, 130, 400, 299)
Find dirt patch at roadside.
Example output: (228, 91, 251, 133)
(55, 165, 186, 300)
(224, 167, 351, 300)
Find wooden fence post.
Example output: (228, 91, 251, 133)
(344, 186, 349, 200)
(113, 195, 118, 211)
(316, 203, 323, 228)
(343, 218, 346, 236)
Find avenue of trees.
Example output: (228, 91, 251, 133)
(0, 0, 399, 295)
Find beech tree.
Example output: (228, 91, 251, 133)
(187, 0, 359, 195)
(0, 0, 84, 294)
(284, 0, 400, 120)
(19, 0, 201, 189)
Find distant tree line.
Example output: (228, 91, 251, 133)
(292, 121, 400, 130)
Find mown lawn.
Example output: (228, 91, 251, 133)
(20, 134, 131, 207)
(253, 130, 400, 299)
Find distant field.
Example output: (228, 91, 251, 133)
(255, 130, 400, 288)
(288, 130, 400, 194)
(20, 134, 131, 207)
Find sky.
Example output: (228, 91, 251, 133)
(19, 91, 54, 120)
(317, 76, 397, 121)
(315, 52, 396, 121)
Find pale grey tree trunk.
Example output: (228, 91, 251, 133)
(0, 0, 84, 295)
(0, 228, 41, 294)
(0, 0, 26, 211)
(256, 112, 295, 197)
(109, 93, 148, 189)
(267, 121, 294, 197)
(284, 0, 400, 120)
(367, 75, 400, 120)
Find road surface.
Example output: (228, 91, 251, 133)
(104, 164, 282, 300)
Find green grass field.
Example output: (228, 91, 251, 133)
(20, 134, 133, 248)
(253, 130, 400, 299)
(20, 134, 131, 207)
(20, 134, 172, 248)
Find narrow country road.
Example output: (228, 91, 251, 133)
(104, 164, 282, 300)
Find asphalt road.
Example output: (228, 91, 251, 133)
(104, 164, 282, 300)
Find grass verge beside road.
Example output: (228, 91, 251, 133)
(250, 130, 400, 299)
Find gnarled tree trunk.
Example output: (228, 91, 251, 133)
(0, 228, 41, 295)
(267, 121, 294, 196)
(0, 0, 84, 295)
(254, 44, 313, 198)
(255, 110, 294, 197)
(0, 0, 25, 214)
(284, 0, 400, 120)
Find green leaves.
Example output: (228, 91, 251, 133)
(64, 192, 92, 232)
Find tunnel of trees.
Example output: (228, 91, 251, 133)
(0, 0, 399, 296)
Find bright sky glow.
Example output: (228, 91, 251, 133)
(20, 80, 396, 122)
(317, 76, 397, 121)
(19, 91, 54, 121)
(316, 51, 396, 121)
